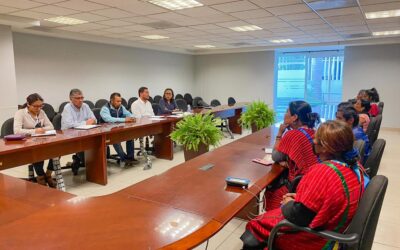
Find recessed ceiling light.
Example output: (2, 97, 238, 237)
(229, 25, 262, 32)
(372, 30, 400, 36)
(44, 16, 88, 25)
(141, 35, 169, 40)
(194, 45, 215, 48)
(148, 0, 203, 10)
(269, 39, 294, 43)
(365, 9, 400, 19)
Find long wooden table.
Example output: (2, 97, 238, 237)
(0, 127, 283, 249)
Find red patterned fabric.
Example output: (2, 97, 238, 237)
(265, 128, 319, 211)
(247, 161, 365, 250)
(369, 103, 379, 117)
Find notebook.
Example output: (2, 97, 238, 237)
(32, 130, 57, 137)
(74, 125, 101, 130)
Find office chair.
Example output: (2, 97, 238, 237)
(58, 101, 69, 113)
(153, 95, 162, 104)
(128, 97, 138, 111)
(83, 100, 95, 109)
(42, 103, 56, 121)
(228, 97, 236, 106)
(378, 102, 384, 115)
(184, 93, 193, 107)
(152, 103, 161, 115)
(210, 99, 233, 139)
(353, 139, 366, 164)
(148, 96, 153, 104)
(176, 99, 188, 112)
(192, 97, 210, 108)
(0, 118, 13, 138)
(175, 94, 183, 100)
(210, 99, 221, 107)
(364, 139, 386, 178)
(121, 98, 128, 110)
(268, 175, 388, 250)
(95, 99, 108, 109)
(366, 115, 382, 146)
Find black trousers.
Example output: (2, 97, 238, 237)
(32, 159, 54, 176)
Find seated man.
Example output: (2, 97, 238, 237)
(100, 92, 138, 166)
(61, 88, 97, 175)
(131, 86, 154, 118)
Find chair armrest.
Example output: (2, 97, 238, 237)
(267, 219, 359, 250)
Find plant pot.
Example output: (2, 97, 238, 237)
(251, 124, 259, 133)
(183, 143, 209, 161)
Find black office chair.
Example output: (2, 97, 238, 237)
(91, 108, 103, 124)
(153, 95, 162, 104)
(121, 98, 128, 110)
(83, 100, 95, 109)
(148, 96, 153, 104)
(378, 102, 384, 115)
(193, 97, 209, 108)
(175, 94, 183, 100)
(95, 99, 108, 109)
(210, 99, 221, 107)
(366, 115, 382, 146)
(354, 139, 366, 164)
(228, 97, 236, 106)
(184, 93, 193, 107)
(152, 103, 161, 115)
(58, 101, 69, 113)
(267, 175, 389, 250)
(176, 99, 188, 112)
(128, 97, 138, 111)
(52, 114, 62, 130)
(0, 118, 13, 138)
(365, 139, 386, 178)
(42, 103, 56, 121)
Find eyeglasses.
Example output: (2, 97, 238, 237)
(29, 104, 44, 108)
(72, 96, 84, 100)
(165, 93, 172, 95)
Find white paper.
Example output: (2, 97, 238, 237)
(74, 125, 101, 130)
(32, 130, 57, 137)
(150, 118, 167, 121)
(264, 147, 273, 154)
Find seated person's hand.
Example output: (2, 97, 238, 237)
(35, 128, 46, 134)
(281, 193, 296, 205)
(86, 118, 96, 125)
(125, 117, 135, 123)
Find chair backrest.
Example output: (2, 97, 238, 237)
(121, 98, 128, 109)
(128, 97, 138, 110)
(152, 103, 161, 115)
(346, 175, 388, 250)
(1, 118, 14, 137)
(176, 99, 188, 112)
(210, 99, 221, 107)
(228, 97, 236, 106)
(378, 102, 384, 115)
(153, 95, 162, 104)
(95, 99, 108, 109)
(366, 116, 378, 145)
(364, 139, 386, 178)
(184, 93, 193, 107)
(42, 103, 56, 121)
(91, 108, 103, 124)
(370, 115, 382, 146)
(148, 96, 153, 104)
(354, 139, 366, 164)
(83, 100, 95, 109)
(192, 97, 204, 108)
(58, 101, 69, 113)
(52, 113, 62, 130)
(175, 94, 183, 100)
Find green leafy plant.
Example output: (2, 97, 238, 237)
(170, 113, 223, 151)
(239, 101, 275, 131)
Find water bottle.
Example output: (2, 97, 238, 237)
(187, 104, 191, 113)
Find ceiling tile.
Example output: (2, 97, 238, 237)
(257, 20, 292, 29)
(122, 16, 159, 24)
(8, 10, 53, 19)
(298, 23, 332, 31)
(189, 24, 222, 30)
(57, 22, 109, 32)
(56, 0, 108, 11)
(0, 0, 43, 9)
(248, 0, 301, 8)
(67, 12, 110, 22)
(196, 13, 237, 23)
(266, 4, 311, 15)
(318, 7, 362, 17)
(199, 0, 239, 5)
(359, 0, 400, 5)
(30, 5, 80, 15)
(366, 16, 400, 24)
(102, 26, 131, 34)
(0, 5, 19, 13)
(279, 12, 319, 21)
(176, 6, 221, 17)
(362, 2, 400, 12)
(230, 9, 272, 19)
(246, 16, 283, 24)
(96, 19, 132, 26)
(123, 24, 155, 31)
(211, 1, 259, 13)
(33, 0, 66, 3)
(216, 20, 250, 27)
(112, 0, 166, 15)
(148, 12, 187, 21)
(91, 8, 136, 18)
(290, 18, 326, 27)
(336, 24, 370, 31)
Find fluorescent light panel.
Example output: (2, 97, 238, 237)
(229, 25, 262, 32)
(269, 39, 293, 43)
(141, 35, 169, 39)
(365, 9, 400, 19)
(148, 0, 203, 10)
(372, 30, 400, 36)
(194, 45, 215, 48)
(44, 16, 88, 25)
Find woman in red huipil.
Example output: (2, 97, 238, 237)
(265, 101, 320, 211)
(241, 120, 366, 250)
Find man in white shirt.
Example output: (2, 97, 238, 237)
(130, 87, 154, 118)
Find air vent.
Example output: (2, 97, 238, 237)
(306, 0, 358, 11)
(229, 42, 252, 47)
(143, 21, 181, 29)
(343, 33, 372, 39)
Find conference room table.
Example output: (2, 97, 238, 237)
(0, 127, 283, 249)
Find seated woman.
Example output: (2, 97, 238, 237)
(242, 120, 366, 250)
(362, 88, 380, 117)
(266, 101, 320, 211)
(354, 99, 371, 133)
(159, 88, 178, 114)
(13, 93, 56, 187)
(336, 106, 371, 163)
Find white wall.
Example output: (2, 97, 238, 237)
(0, 25, 18, 124)
(194, 51, 275, 106)
(13, 33, 194, 111)
(343, 44, 400, 128)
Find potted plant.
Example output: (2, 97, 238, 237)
(239, 101, 275, 133)
(170, 113, 223, 161)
